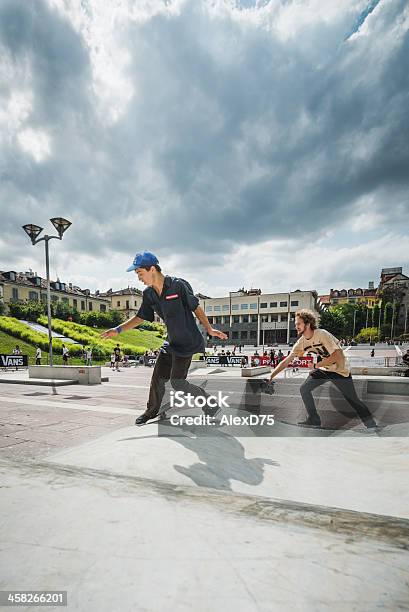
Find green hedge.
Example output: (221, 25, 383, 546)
(0, 316, 73, 354)
(37, 316, 145, 357)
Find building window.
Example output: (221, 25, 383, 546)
(135, 301, 138, 307)
(89, 302, 93, 311)
(260, 302, 267, 308)
(251, 315, 258, 323)
(28, 291, 38, 301)
(73, 299, 78, 309)
(214, 305, 221, 312)
(261, 315, 268, 322)
(232, 331, 239, 339)
(51, 295, 58, 303)
(270, 302, 277, 308)
(208, 317, 213, 324)
(280, 301, 287, 308)
(241, 315, 249, 323)
(241, 331, 248, 339)
(81, 301, 85, 310)
(215, 316, 222, 324)
(271, 314, 278, 322)
(126, 300, 130, 309)
(250, 330, 257, 338)
(117, 301, 121, 307)
(62, 297, 69, 304)
(222, 305, 229, 311)
(240, 304, 248, 310)
(281, 313, 288, 322)
(233, 315, 240, 323)
(100, 304, 107, 312)
(250, 303, 257, 309)
(231, 304, 239, 311)
(291, 300, 299, 307)
(12, 288, 19, 301)
(206, 306, 213, 312)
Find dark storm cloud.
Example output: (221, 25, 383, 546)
(0, 0, 408, 267)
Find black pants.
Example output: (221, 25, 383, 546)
(300, 370, 376, 428)
(144, 351, 208, 417)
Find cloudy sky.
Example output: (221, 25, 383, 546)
(0, 0, 408, 298)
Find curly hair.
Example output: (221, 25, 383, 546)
(295, 309, 318, 330)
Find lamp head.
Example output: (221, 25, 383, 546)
(50, 217, 72, 238)
(22, 224, 44, 244)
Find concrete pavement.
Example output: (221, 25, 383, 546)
(1, 366, 409, 611)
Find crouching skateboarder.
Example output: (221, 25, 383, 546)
(102, 251, 227, 425)
(269, 309, 378, 431)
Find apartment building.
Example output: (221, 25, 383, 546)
(99, 287, 144, 320)
(0, 270, 110, 313)
(379, 267, 409, 333)
(198, 288, 323, 346)
(329, 282, 378, 308)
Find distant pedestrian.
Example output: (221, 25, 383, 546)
(62, 344, 69, 365)
(114, 344, 121, 371)
(370, 349, 375, 358)
(110, 352, 115, 369)
(35, 346, 42, 365)
(85, 347, 93, 366)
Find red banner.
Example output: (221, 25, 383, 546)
(288, 356, 314, 368)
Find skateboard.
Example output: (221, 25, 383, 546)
(142, 379, 211, 425)
(246, 379, 276, 395)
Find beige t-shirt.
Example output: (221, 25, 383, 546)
(292, 328, 350, 377)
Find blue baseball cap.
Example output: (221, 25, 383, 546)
(126, 251, 159, 272)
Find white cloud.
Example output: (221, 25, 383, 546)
(0, 0, 408, 297)
(17, 128, 51, 162)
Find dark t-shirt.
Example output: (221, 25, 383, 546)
(114, 347, 121, 357)
(137, 275, 205, 357)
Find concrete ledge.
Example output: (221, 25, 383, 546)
(29, 365, 102, 385)
(0, 377, 78, 386)
(351, 366, 407, 376)
(241, 365, 271, 377)
(367, 378, 409, 396)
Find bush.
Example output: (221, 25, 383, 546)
(139, 320, 166, 336)
(8, 300, 46, 322)
(37, 316, 145, 357)
(355, 327, 380, 343)
(80, 310, 124, 328)
(0, 316, 86, 355)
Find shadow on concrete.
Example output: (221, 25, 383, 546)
(119, 425, 279, 492)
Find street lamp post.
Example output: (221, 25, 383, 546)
(22, 218, 72, 366)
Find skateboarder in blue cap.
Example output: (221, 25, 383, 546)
(102, 251, 227, 424)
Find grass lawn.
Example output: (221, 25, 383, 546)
(0, 330, 103, 366)
(96, 327, 164, 351)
